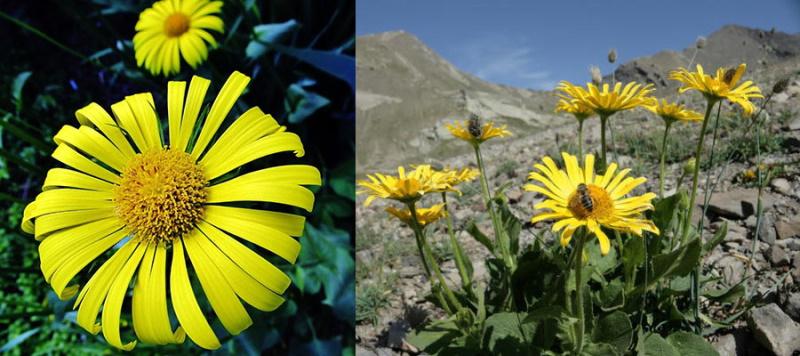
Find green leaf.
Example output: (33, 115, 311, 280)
(643, 238, 702, 291)
(284, 82, 330, 124)
(466, 219, 494, 253)
(641, 333, 679, 356)
(622, 236, 645, 289)
(665, 331, 719, 356)
(496, 201, 521, 255)
(407, 318, 460, 354)
(329, 159, 355, 200)
(703, 220, 727, 254)
(703, 281, 745, 304)
(274, 44, 355, 89)
(0, 328, 40, 352)
(651, 192, 682, 233)
(522, 306, 564, 323)
(245, 19, 300, 60)
(591, 311, 633, 354)
(583, 342, 621, 356)
(11, 71, 32, 113)
(484, 312, 535, 354)
(596, 279, 625, 311)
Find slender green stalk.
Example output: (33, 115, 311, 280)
(577, 119, 584, 161)
(473, 144, 513, 268)
(442, 192, 472, 293)
(573, 231, 587, 355)
(0, 10, 87, 61)
(658, 121, 673, 198)
(599, 115, 608, 167)
(408, 202, 463, 313)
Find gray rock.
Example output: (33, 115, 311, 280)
(713, 334, 737, 356)
(775, 217, 800, 240)
(765, 245, 790, 266)
(770, 178, 792, 196)
(356, 345, 379, 356)
(787, 116, 800, 131)
(375, 347, 394, 356)
(757, 215, 777, 244)
(774, 238, 800, 251)
(793, 254, 800, 283)
(386, 321, 409, 348)
(747, 303, 800, 356)
(783, 293, 800, 321)
(718, 255, 746, 285)
(705, 188, 775, 220)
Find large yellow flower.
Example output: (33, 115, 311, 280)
(669, 64, 763, 115)
(645, 99, 703, 124)
(555, 98, 595, 121)
(386, 203, 446, 228)
(357, 165, 453, 206)
(21, 72, 320, 350)
(556, 81, 655, 117)
(446, 119, 512, 145)
(133, 0, 224, 76)
(439, 166, 479, 187)
(524, 152, 658, 255)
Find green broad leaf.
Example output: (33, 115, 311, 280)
(466, 219, 494, 253)
(665, 331, 719, 356)
(582, 342, 621, 356)
(651, 193, 682, 233)
(596, 279, 625, 311)
(496, 201, 521, 255)
(484, 312, 536, 355)
(406, 318, 461, 354)
(11, 71, 32, 113)
(703, 281, 745, 304)
(591, 311, 633, 354)
(274, 44, 355, 90)
(703, 220, 727, 254)
(245, 20, 300, 60)
(0, 328, 40, 352)
(329, 159, 355, 200)
(284, 81, 331, 124)
(641, 333, 679, 356)
(644, 238, 702, 291)
(522, 306, 565, 323)
(622, 236, 645, 290)
(586, 238, 618, 275)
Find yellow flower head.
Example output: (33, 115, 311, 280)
(440, 166, 479, 187)
(669, 64, 763, 115)
(21, 72, 320, 350)
(386, 203, 446, 228)
(645, 99, 703, 124)
(524, 152, 659, 255)
(556, 81, 656, 117)
(133, 0, 224, 76)
(446, 119, 512, 145)
(357, 165, 454, 206)
(555, 99, 595, 121)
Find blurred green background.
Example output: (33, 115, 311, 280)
(0, 0, 354, 354)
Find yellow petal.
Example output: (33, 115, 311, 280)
(176, 76, 211, 152)
(102, 242, 146, 351)
(75, 103, 136, 159)
(201, 131, 305, 180)
(202, 207, 300, 265)
(167, 81, 186, 149)
(42, 168, 115, 192)
(191, 71, 250, 159)
(200, 107, 281, 171)
(48, 229, 126, 300)
(170, 239, 221, 349)
(52, 144, 120, 184)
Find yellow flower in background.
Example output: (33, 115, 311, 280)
(440, 166, 479, 187)
(669, 64, 763, 115)
(446, 118, 512, 145)
(556, 81, 656, 117)
(524, 152, 658, 255)
(555, 98, 595, 121)
(645, 99, 703, 124)
(386, 203, 446, 228)
(133, 0, 224, 76)
(21, 72, 320, 350)
(357, 165, 454, 206)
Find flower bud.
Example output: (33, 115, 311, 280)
(683, 158, 696, 175)
(590, 66, 602, 85)
(608, 49, 617, 64)
(772, 78, 789, 94)
(695, 36, 707, 49)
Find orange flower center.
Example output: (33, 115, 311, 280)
(567, 184, 613, 220)
(115, 149, 207, 244)
(164, 13, 191, 37)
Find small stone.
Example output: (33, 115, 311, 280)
(770, 178, 792, 196)
(787, 116, 800, 131)
(774, 238, 800, 251)
(747, 303, 800, 356)
(745, 215, 757, 228)
(775, 217, 800, 240)
(765, 245, 790, 266)
(506, 188, 523, 203)
(356, 345, 379, 356)
(792, 254, 800, 283)
(757, 215, 777, 244)
(713, 334, 737, 356)
(718, 255, 746, 285)
(783, 293, 800, 321)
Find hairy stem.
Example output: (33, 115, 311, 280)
(658, 121, 672, 198)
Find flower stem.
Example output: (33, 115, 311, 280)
(407, 202, 463, 314)
(473, 144, 513, 269)
(573, 231, 587, 355)
(442, 192, 473, 294)
(577, 119, 584, 161)
(658, 121, 673, 198)
(599, 115, 609, 167)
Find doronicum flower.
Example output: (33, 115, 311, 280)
(669, 64, 763, 115)
(446, 119, 512, 146)
(524, 152, 659, 255)
(357, 165, 454, 206)
(386, 203, 446, 228)
(439, 167, 479, 187)
(133, 0, 224, 76)
(21, 71, 320, 350)
(555, 99, 595, 121)
(645, 99, 703, 124)
(556, 81, 656, 117)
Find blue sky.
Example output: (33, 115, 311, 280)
(357, 0, 800, 90)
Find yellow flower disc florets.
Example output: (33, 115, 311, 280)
(164, 12, 191, 37)
(115, 149, 207, 244)
(566, 184, 614, 220)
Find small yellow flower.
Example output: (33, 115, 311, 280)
(524, 152, 659, 255)
(133, 0, 224, 76)
(439, 167, 479, 187)
(446, 119, 512, 145)
(556, 81, 656, 117)
(555, 99, 595, 121)
(386, 203, 446, 228)
(357, 165, 454, 206)
(742, 169, 757, 182)
(645, 99, 703, 124)
(669, 64, 763, 115)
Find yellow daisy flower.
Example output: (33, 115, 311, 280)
(133, 0, 224, 76)
(21, 71, 320, 350)
(555, 98, 595, 121)
(645, 99, 703, 124)
(446, 119, 512, 146)
(386, 203, 446, 228)
(524, 152, 659, 255)
(556, 81, 656, 117)
(357, 165, 454, 206)
(439, 166, 479, 187)
(669, 64, 763, 115)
